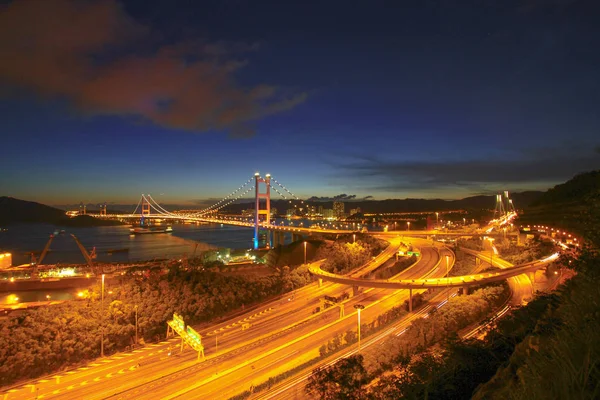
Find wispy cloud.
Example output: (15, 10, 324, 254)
(329, 144, 600, 194)
(0, 0, 306, 137)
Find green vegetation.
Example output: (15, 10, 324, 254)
(499, 236, 556, 264)
(305, 284, 508, 398)
(318, 234, 388, 275)
(0, 263, 312, 387)
(519, 170, 600, 232)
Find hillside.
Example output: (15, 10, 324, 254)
(518, 170, 600, 231)
(0, 197, 122, 226)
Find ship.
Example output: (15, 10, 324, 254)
(129, 226, 173, 234)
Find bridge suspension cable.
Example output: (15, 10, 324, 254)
(192, 176, 255, 216)
(146, 194, 177, 217)
(131, 196, 143, 215)
(270, 176, 301, 201)
(196, 185, 255, 216)
(141, 194, 174, 216)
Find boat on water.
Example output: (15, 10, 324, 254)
(129, 226, 173, 235)
(106, 248, 130, 254)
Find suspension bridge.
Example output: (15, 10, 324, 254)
(87, 172, 519, 249)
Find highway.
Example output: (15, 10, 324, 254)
(1, 236, 425, 400)
(4, 240, 444, 400)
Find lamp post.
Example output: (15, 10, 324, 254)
(353, 234, 356, 243)
(407, 221, 410, 231)
(445, 255, 450, 301)
(354, 304, 365, 352)
(435, 212, 439, 227)
(134, 305, 138, 347)
(303, 241, 307, 264)
(101, 274, 105, 357)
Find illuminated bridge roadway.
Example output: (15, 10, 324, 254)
(309, 251, 559, 291)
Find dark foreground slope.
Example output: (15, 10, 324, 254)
(0, 197, 122, 226)
(519, 170, 600, 231)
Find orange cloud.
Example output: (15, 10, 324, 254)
(0, 0, 306, 135)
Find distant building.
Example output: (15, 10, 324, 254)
(333, 201, 345, 218)
(349, 207, 361, 216)
(286, 208, 296, 217)
(271, 208, 278, 217)
(317, 205, 324, 215)
(242, 209, 254, 217)
(0, 252, 11, 269)
(323, 209, 334, 219)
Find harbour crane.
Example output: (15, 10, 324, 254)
(70, 234, 99, 273)
(30, 234, 54, 277)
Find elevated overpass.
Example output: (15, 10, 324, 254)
(308, 251, 559, 292)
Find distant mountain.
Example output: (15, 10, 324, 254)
(0, 197, 122, 226)
(223, 191, 544, 214)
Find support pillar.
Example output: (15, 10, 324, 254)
(273, 232, 279, 247)
(476, 257, 481, 266)
(408, 288, 413, 312)
(318, 278, 323, 287)
(279, 232, 285, 246)
(527, 271, 535, 284)
(253, 173, 271, 249)
(352, 285, 360, 297)
(462, 286, 469, 296)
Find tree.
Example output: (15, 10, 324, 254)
(306, 355, 369, 400)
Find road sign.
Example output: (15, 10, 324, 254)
(186, 325, 202, 345)
(173, 313, 185, 330)
(406, 251, 421, 257)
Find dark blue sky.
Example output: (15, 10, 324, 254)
(1, 0, 599, 206)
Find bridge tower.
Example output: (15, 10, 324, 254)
(503, 191, 510, 217)
(254, 173, 271, 249)
(101, 203, 107, 216)
(140, 195, 151, 225)
(493, 194, 505, 220)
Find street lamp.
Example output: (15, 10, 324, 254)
(101, 274, 105, 357)
(407, 221, 410, 231)
(435, 212, 439, 227)
(354, 304, 365, 352)
(134, 305, 139, 347)
(445, 255, 450, 301)
(303, 241, 307, 264)
(353, 234, 356, 243)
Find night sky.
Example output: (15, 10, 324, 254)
(1, 0, 599, 206)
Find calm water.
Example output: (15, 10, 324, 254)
(0, 218, 368, 266)
(0, 222, 260, 266)
(0, 219, 369, 302)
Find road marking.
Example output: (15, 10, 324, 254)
(7, 389, 18, 393)
(81, 381, 88, 386)
(132, 350, 143, 353)
(37, 379, 49, 383)
(52, 390, 60, 394)
(128, 366, 137, 371)
(78, 367, 89, 371)
(106, 373, 113, 378)
(93, 377, 101, 382)
(90, 363, 101, 367)
(113, 356, 124, 360)
(67, 385, 75, 390)
(148, 353, 154, 356)
(137, 356, 145, 359)
(66, 371, 76, 375)
(101, 359, 113, 363)
(118, 369, 126, 374)
(38, 395, 45, 399)
(157, 349, 163, 353)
